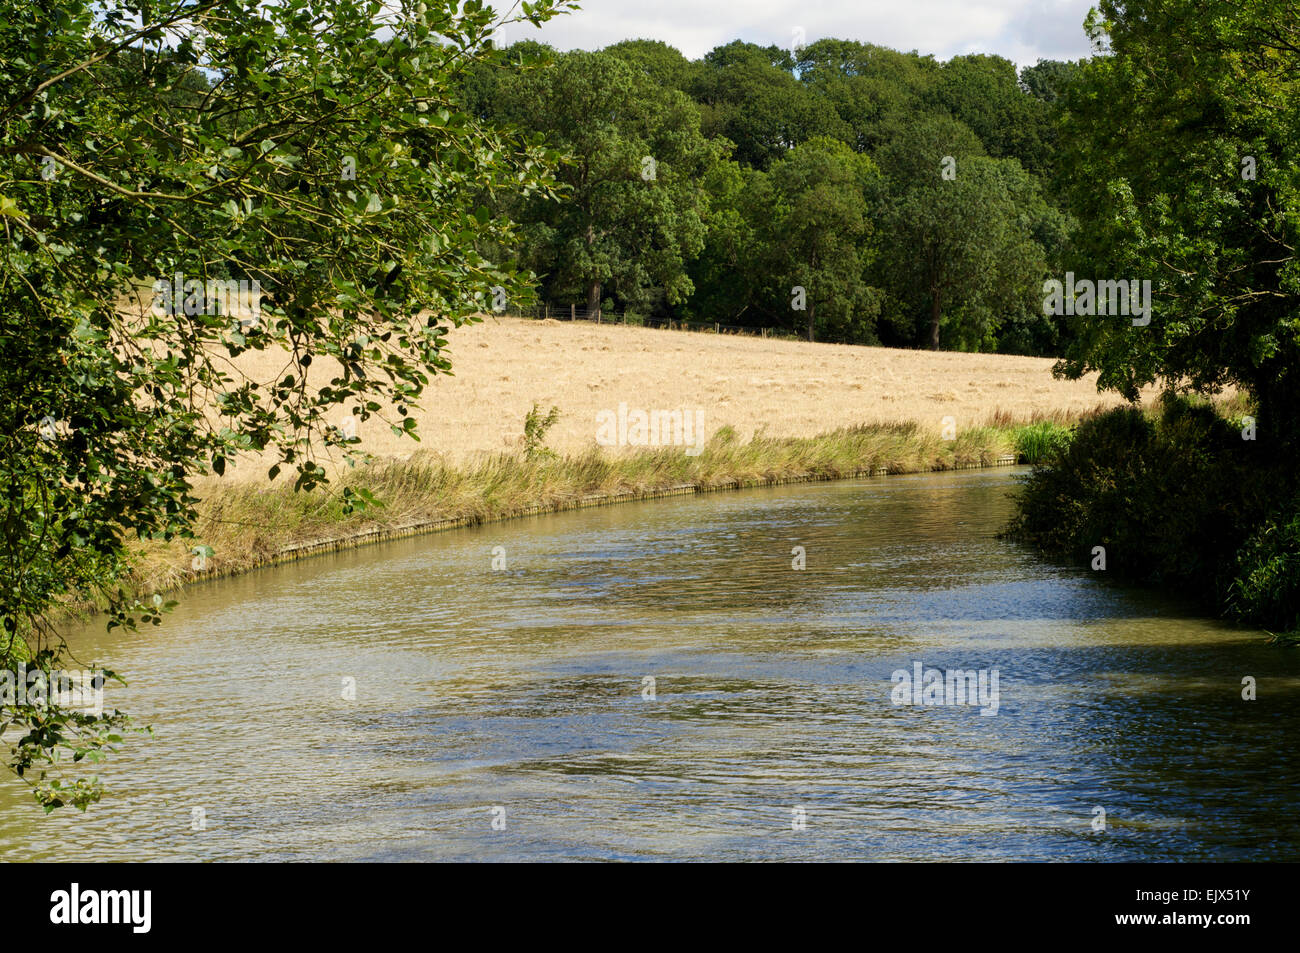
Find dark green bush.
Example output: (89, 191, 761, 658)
(1005, 395, 1277, 613)
(1230, 504, 1300, 638)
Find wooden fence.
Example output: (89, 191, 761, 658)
(497, 304, 797, 340)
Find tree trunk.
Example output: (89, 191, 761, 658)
(586, 280, 601, 317)
(807, 299, 815, 343)
(929, 288, 942, 350)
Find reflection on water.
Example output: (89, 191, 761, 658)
(1, 468, 1296, 861)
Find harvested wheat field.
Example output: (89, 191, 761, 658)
(218, 315, 1150, 478)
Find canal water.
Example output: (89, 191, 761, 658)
(1, 468, 1296, 861)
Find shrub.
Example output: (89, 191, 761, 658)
(1230, 503, 1300, 639)
(1005, 395, 1268, 608)
(523, 404, 561, 460)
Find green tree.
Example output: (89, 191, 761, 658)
(496, 49, 720, 315)
(691, 41, 849, 169)
(1053, 0, 1300, 452)
(757, 138, 882, 342)
(872, 115, 1053, 350)
(1018, 59, 1081, 104)
(681, 156, 763, 324)
(924, 54, 1055, 174)
(795, 40, 938, 154)
(602, 39, 700, 94)
(0, 0, 568, 810)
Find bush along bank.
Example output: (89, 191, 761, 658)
(1004, 393, 1300, 642)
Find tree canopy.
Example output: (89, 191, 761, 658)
(1052, 0, 1300, 447)
(0, 0, 569, 810)
(492, 48, 719, 315)
(463, 33, 1081, 353)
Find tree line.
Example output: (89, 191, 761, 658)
(458, 37, 1079, 353)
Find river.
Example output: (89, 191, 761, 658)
(1, 468, 1296, 861)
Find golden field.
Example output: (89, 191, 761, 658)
(218, 314, 1149, 477)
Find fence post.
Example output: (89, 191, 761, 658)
(570, 303, 575, 321)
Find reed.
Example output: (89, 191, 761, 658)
(122, 420, 1020, 599)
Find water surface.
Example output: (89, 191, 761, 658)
(1, 468, 1296, 861)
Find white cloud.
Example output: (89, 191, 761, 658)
(507, 0, 1096, 67)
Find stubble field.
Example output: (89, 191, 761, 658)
(221, 315, 1146, 476)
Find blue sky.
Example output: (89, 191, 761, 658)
(507, 0, 1098, 67)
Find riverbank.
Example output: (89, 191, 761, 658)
(125, 419, 1056, 599)
(15, 464, 1294, 862)
(1007, 392, 1296, 643)
(80, 312, 1169, 607)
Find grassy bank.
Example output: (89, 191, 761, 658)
(110, 419, 1074, 601)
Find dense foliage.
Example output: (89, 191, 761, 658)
(1053, 1, 1300, 448)
(1008, 397, 1273, 602)
(464, 36, 1081, 350)
(0, 0, 568, 809)
(1010, 0, 1300, 638)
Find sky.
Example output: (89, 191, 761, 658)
(505, 0, 1098, 68)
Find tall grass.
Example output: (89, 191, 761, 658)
(1012, 421, 1075, 464)
(123, 420, 1018, 599)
